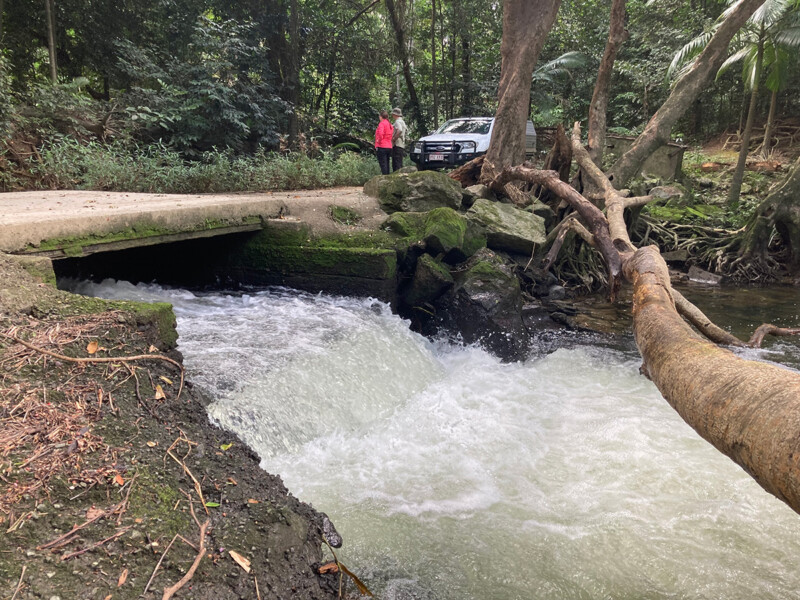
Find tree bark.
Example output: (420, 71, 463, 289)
(286, 0, 300, 149)
(385, 0, 427, 133)
(431, 0, 438, 126)
(728, 27, 764, 207)
(608, 0, 766, 187)
(587, 0, 628, 165)
(44, 0, 58, 83)
(480, 0, 562, 184)
(761, 87, 778, 158)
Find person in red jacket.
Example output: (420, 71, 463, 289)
(375, 110, 393, 175)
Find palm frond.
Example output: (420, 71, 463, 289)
(716, 46, 752, 80)
(532, 52, 587, 83)
(775, 24, 800, 45)
(751, 0, 792, 27)
(667, 31, 713, 80)
(764, 45, 790, 91)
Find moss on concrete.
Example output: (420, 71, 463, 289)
(25, 216, 263, 255)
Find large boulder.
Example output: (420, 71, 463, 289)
(466, 198, 546, 255)
(432, 248, 529, 360)
(364, 170, 463, 213)
(382, 207, 486, 264)
(401, 253, 454, 307)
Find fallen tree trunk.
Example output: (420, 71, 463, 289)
(491, 122, 800, 515)
(627, 246, 800, 511)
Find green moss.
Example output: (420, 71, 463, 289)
(329, 205, 362, 225)
(31, 292, 178, 348)
(26, 216, 263, 254)
(382, 208, 485, 263)
(10, 255, 57, 286)
(382, 211, 427, 239)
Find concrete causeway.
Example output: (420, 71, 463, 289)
(0, 187, 385, 256)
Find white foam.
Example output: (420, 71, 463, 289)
(72, 279, 800, 599)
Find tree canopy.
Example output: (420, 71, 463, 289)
(3, 0, 799, 152)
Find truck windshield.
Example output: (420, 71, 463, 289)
(434, 119, 492, 135)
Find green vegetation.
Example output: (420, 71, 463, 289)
(7, 139, 380, 193)
(329, 205, 363, 226)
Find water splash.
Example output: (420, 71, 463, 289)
(70, 279, 800, 599)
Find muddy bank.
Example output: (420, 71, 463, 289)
(0, 255, 345, 600)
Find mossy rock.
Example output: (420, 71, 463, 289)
(458, 248, 521, 312)
(364, 170, 463, 213)
(382, 207, 486, 264)
(402, 253, 454, 306)
(466, 198, 546, 255)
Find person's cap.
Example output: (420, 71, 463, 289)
(391, 107, 403, 116)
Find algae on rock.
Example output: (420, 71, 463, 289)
(382, 207, 486, 265)
(466, 199, 546, 255)
(364, 170, 463, 213)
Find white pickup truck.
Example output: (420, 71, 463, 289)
(409, 117, 537, 170)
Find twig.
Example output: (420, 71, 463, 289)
(117, 472, 138, 525)
(60, 526, 131, 560)
(168, 451, 208, 515)
(255, 575, 262, 600)
(4, 334, 185, 401)
(125, 363, 156, 418)
(161, 518, 210, 600)
(38, 500, 123, 550)
(142, 533, 179, 597)
(10, 565, 26, 600)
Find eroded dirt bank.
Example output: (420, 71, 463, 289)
(0, 255, 344, 599)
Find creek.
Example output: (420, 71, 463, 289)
(68, 279, 800, 599)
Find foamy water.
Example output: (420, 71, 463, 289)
(69, 279, 800, 599)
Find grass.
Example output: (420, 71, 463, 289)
(15, 138, 381, 193)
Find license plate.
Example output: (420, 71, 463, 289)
(428, 153, 445, 161)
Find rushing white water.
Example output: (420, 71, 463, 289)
(70, 279, 800, 599)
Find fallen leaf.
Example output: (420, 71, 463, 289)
(117, 568, 128, 587)
(247, 499, 259, 504)
(104, 595, 113, 600)
(229, 550, 251, 573)
(148, 345, 158, 353)
(154, 385, 166, 400)
(205, 501, 220, 508)
(87, 341, 99, 354)
(114, 473, 125, 486)
(318, 562, 338, 574)
(86, 507, 104, 520)
(220, 443, 233, 451)
(135, 518, 143, 523)
(226, 477, 238, 486)
(146, 441, 157, 448)
(159, 375, 174, 386)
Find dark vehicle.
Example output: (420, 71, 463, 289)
(409, 117, 536, 170)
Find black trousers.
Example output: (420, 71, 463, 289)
(392, 146, 405, 172)
(377, 148, 392, 175)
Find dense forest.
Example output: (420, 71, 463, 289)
(3, 0, 799, 156)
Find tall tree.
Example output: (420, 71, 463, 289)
(431, 0, 439, 125)
(608, 0, 767, 187)
(44, 0, 57, 82)
(587, 0, 628, 165)
(480, 0, 562, 183)
(385, 0, 427, 133)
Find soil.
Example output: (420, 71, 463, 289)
(0, 255, 350, 600)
